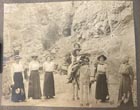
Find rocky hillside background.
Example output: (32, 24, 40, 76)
(2, 1, 137, 105)
(4, 1, 135, 67)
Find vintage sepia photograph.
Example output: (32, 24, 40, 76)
(1, 0, 137, 108)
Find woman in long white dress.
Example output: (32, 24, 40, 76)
(28, 54, 42, 99)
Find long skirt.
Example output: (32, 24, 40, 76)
(28, 70, 42, 99)
(118, 74, 133, 107)
(95, 73, 109, 101)
(11, 72, 26, 102)
(43, 72, 55, 98)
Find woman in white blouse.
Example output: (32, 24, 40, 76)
(43, 55, 55, 99)
(11, 55, 26, 102)
(94, 55, 109, 103)
(28, 54, 41, 99)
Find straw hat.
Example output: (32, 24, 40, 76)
(31, 53, 38, 58)
(97, 54, 107, 61)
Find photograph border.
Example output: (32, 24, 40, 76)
(0, 0, 140, 110)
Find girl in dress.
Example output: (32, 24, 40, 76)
(43, 56, 55, 99)
(11, 55, 26, 102)
(28, 54, 42, 99)
(94, 55, 109, 102)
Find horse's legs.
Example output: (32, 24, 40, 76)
(72, 84, 75, 100)
(76, 84, 80, 100)
(80, 82, 83, 105)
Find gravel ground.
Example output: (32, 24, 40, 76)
(1, 73, 137, 107)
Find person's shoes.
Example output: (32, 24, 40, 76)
(86, 103, 89, 106)
(106, 96, 110, 100)
(50, 96, 54, 99)
(124, 98, 129, 104)
(117, 101, 121, 107)
(46, 96, 50, 99)
(72, 97, 75, 101)
(41, 96, 45, 99)
(28, 97, 33, 101)
(23, 99, 27, 102)
(77, 97, 80, 100)
(80, 104, 83, 106)
(67, 80, 72, 83)
(101, 100, 106, 102)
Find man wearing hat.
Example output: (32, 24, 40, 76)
(11, 55, 26, 102)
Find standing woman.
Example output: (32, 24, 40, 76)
(28, 54, 41, 99)
(43, 55, 55, 99)
(11, 55, 26, 102)
(118, 56, 134, 107)
(94, 55, 109, 102)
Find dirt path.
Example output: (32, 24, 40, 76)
(1, 73, 137, 107)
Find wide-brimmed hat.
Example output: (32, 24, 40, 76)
(97, 54, 107, 61)
(14, 55, 21, 60)
(31, 53, 38, 58)
(75, 48, 81, 51)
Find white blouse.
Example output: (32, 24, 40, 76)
(11, 62, 24, 83)
(29, 61, 40, 71)
(11, 62, 24, 73)
(97, 64, 107, 73)
(43, 61, 55, 72)
(71, 54, 81, 64)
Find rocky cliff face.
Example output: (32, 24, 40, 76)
(3, 1, 136, 101)
(53, 1, 136, 76)
(3, 1, 136, 74)
(4, 2, 74, 62)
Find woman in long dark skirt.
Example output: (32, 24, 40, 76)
(94, 55, 109, 103)
(28, 54, 41, 99)
(11, 55, 26, 102)
(43, 56, 55, 99)
(118, 56, 134, 108)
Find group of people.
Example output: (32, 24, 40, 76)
(67, 43, 110, 106)
(67, 43, 134, 107)
(10, 54, 55, 102)
(10, 42, 134, 108)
